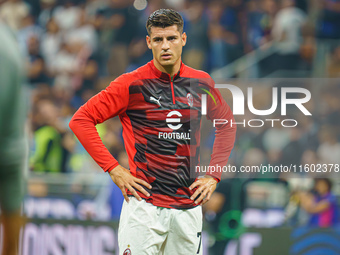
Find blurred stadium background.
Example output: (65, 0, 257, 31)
(1, 0, 340, 254)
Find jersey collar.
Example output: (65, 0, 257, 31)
(149, 60, 185, 81)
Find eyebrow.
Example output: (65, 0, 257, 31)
(152, 35, 178, 40)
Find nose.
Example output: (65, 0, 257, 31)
(161, 39, 170, 51)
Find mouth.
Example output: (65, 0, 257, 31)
(161, 53, 172, 60)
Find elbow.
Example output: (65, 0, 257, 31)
(69, 116, 77, 133)
(68, 109, 97, 134)
(68, 107, 85, 133)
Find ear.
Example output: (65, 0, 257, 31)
(181, 32, 187, 47)
(146, 35, 152, 50)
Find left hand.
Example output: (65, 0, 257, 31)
(189, 175, 218, 205)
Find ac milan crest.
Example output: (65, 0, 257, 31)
(123, 248, 131, 255)
(187, 93, 193, 107)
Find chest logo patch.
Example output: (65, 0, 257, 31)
(150, 96, 162, 107)
(166, 110, 182, 130)
(123, 248, 131, 255)
(187, 93, 193, 107)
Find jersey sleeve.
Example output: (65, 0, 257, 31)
(205, 77, 237, 182)
(69, 74, 130, 172)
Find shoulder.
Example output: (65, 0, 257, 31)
(111, 65, 146, 86)
(182, 64, 212, 79)
(326, 194, 337, 204)
(182, 64, 216, 91)
(107, 63, 149, 90)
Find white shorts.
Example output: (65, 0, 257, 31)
(118, 197, 203, 255)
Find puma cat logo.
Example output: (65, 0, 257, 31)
(150, 96, 162, 107)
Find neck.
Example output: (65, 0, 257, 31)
(153, 58, 181, 78)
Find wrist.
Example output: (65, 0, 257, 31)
(108, 164, 120, 174)
(204, 175, 219, 183)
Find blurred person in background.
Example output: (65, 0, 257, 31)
(64, 8, 98, 53)
(317, 0, 340, 39)
(51, 40, 79, 86)
(262, 122, 290, 166)
(247, 0, 277, 51)
(26, 35, 48, 86)
(51, 38, 96, 92)
(0, 0, 30, 31)
(327, 45, 340, 77)
(62, 9, 99, 98)
(320, 87, 340, 128)
(17, 13, 43, 55)
(182, 0, 209, 70)
(52, 0, 81, 31)
(250, 0, 278, 77)
(299, 115, 319, 151)
(125, 0, 163, 71)
(0, 20, 26, 255)
(40, 17, 62, 74)
(207, 0, 240, 71)
(30, 98, 65, 172)
(280, 127, 304, 167)
(233, 110, 267, 167)
(84, 0, 108, 21)
(317, 126, 340, 165)
(95, 0, 138, 76)
(298, 178, 338, 227)
(38, 0, 56, 28)
(271, 0, 307, 71)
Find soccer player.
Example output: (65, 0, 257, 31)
(0, 22, 26, 255)
(298, 178, 338, 227)
(69, 9, 236, 254)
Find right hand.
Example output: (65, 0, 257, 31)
(109, 165, 152, 203)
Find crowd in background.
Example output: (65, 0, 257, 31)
(1, 0, 340, 237)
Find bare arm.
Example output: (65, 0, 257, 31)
(299, 192, 331, 214)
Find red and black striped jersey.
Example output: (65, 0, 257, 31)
(69, 60, 236, 209)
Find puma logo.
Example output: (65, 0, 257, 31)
(150, 96, 162, 107)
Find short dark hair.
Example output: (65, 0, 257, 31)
(146, 9, 184, 35)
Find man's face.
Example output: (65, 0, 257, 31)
(315, 180, 329, 195)
(146, 25, 186, 68)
